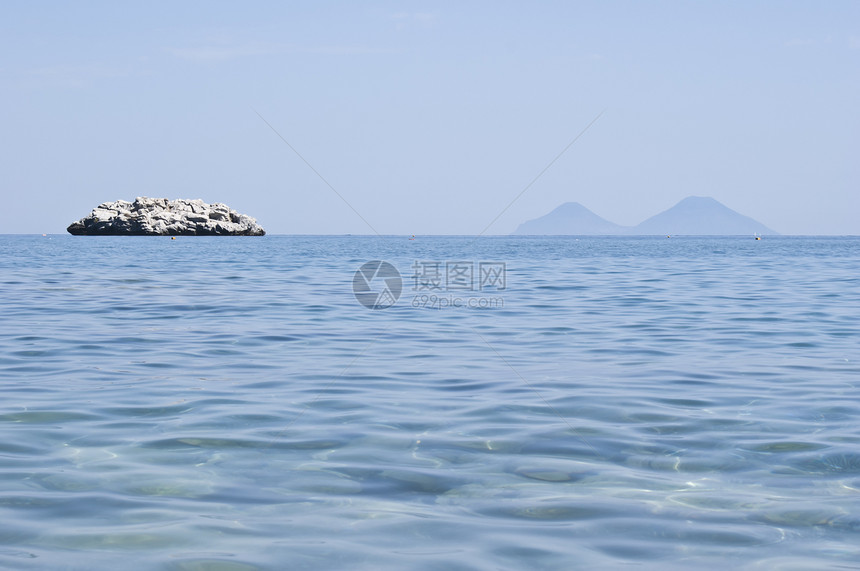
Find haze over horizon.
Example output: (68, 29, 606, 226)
(1, 2, 858, 235)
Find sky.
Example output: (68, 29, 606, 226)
(1, 1, 858, 235)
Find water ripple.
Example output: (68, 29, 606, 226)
(1, 236, 859, 569)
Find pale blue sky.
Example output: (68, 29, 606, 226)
(2, 1, 857, 234)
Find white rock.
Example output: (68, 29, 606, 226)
(67, 197, 266, 236)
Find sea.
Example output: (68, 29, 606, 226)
(1, 234, 858, 570)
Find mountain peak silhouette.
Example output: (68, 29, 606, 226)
(513, 202, 625, 235)
(633, 196, 777, 235)
(514, 196, 777, 235)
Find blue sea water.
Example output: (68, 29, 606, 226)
(1, 234, 859, 570)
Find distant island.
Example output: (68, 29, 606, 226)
(514, 196, 777, 235)
(67, 197, 265, 236)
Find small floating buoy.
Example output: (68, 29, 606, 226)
(171, 237, 176, 240)
(755, 236, 761, 240)
(666, 235, 671, 238)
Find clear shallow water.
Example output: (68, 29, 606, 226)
(1, 234, 859, 570)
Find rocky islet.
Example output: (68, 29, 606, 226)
(67, 197, 265, 236)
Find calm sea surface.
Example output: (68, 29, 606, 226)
(1, 235, 859, 570)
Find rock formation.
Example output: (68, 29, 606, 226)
(67, 197, 265, 236)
